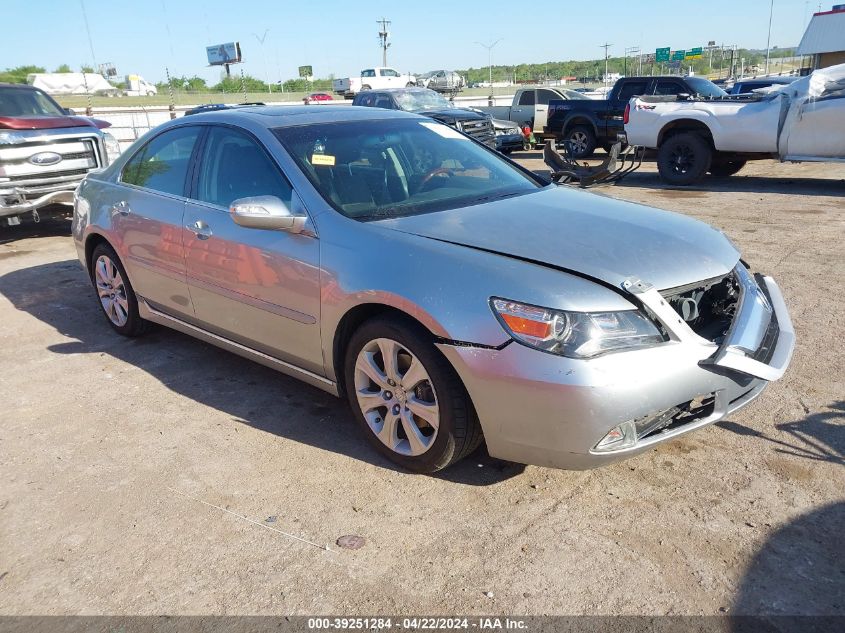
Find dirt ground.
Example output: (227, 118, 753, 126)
(1, 157, 843, 617)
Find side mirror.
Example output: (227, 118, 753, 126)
(65, 107, 76, 115)
(230, 195, 308, 233)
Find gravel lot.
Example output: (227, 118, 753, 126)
(1, 157, 843, 616)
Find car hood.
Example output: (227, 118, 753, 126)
(377, 187, 739, 291)
(0, 115, 107, 130)
(419, 108, 487, 122)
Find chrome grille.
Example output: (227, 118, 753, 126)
(0, 135, 102, 191)
(459, 119, 496, 148)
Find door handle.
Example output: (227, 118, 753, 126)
(186, 220, 212, 240)
(111, 200, 130, 216)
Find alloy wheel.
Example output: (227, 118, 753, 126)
(353, 337, 440, 456)
(568, 131, 588, 154)
(94, 254, 129, 327)
(669, 144, 695, 174)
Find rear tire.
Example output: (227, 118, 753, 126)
(344, 316, 482, 473)
(361, 84, 372, 91)
(656, 132, 712, 185)
(709, 159, 747, 178)
(90, 243, 150, 337)
(563, 125, 597, 158)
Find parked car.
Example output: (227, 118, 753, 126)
(476, 86, 588, 144)
(0, 83, 120, 226)
(726, 76, 796, 95)
(306, 92, 334, 102)
(332, 67, 416, 99)
(624, 63, 845, 184)
(492, 118, 524, 154)
(352, 88, 495, 148)
(546, 76, 727, 158)
(422, 70, 465, 95)
(72, 104, 794, 472)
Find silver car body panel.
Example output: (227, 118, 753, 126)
(72, 105, 795, 470)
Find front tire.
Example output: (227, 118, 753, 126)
(344, 316, 482, 472)
(90, 243, 150, 337)
(656, 132, 712, 185)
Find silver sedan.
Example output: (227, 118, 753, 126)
(72, 106, 795, 472)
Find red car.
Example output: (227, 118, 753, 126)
(306, 92, 333, 102)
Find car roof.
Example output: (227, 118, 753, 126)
(358, 87, 436, 95)
(178, 104, 422, 128)
(0, 83, 38, 90)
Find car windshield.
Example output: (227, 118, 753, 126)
(274, 118, 543, 221)
(392, 90, 452, 112)
(0, 87, 65, 116)
(685, 77, 728, 98)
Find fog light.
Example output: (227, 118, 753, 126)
(594, 420, 637, 452)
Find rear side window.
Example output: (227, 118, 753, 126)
(537, 90, 560, 105)
(518, 90, 535, 106)
(194, 126, 292, 209)
(616, 81, 649, 101)
(361, 69, 376, 78)
(121, 126, 201, 196)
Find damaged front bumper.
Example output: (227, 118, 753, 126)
(437, 264, 794, 470)
(1, 183, 76, 218)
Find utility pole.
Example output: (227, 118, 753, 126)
(377, 18, 391, 67)
(600, 42, 612, 89)
(765, 0, 774, 75)
(79, 0, 98, 70)
(475, 39, 503, 88)
(253, 29, 272, 94)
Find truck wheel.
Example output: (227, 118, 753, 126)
(657, 132, 712, 186)
(362, 84, 372, 91)
(405, 82, 416, 87)
(563, 126, 596, 158)
(709, 159, 747, 178)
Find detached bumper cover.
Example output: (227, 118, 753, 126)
(1, 183, 76, 216)
(438, 265, 794, 470)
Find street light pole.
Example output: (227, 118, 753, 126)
(253, 29, 272, 94)
(765, 0, 774, 75)
(600, 43, 612, 90)
(475, 39, 503, 87)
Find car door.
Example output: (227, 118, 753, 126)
(112, 125, 202, 318)
(510, 89, 534, 127)
(535, 89, 561, 133)
(182, 125, 323, 374)
(783, 93, 845, 158)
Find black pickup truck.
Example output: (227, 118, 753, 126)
(546, 76, 727, 157)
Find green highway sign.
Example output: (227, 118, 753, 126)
(672, 50, 686, 61)
(655, 47, 670, 63)
(686, 47, 703, 59)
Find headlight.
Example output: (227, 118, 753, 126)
(102, 132, 121, 165)
(491, 298, 665, 358)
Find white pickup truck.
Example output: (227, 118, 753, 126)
(624, 64, 845, 184)
(332, 67, 416, 99)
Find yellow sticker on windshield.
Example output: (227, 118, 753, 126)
(312, 154, 336, 166)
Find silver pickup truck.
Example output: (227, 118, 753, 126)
(1, 83, 120, 225)
(476, 86, 589, 141)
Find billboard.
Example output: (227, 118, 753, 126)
(298, 65, 313, 78)
(206, 42, 242, 66)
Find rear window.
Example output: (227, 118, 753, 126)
(616, 81, 649, 101)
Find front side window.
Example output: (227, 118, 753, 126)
(274, 119, 542, 221)
(194, 126, 292, 209)
(381, 69, 400, 77)
(121, 126, 201, 196)
(653, 81, 686, 96)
